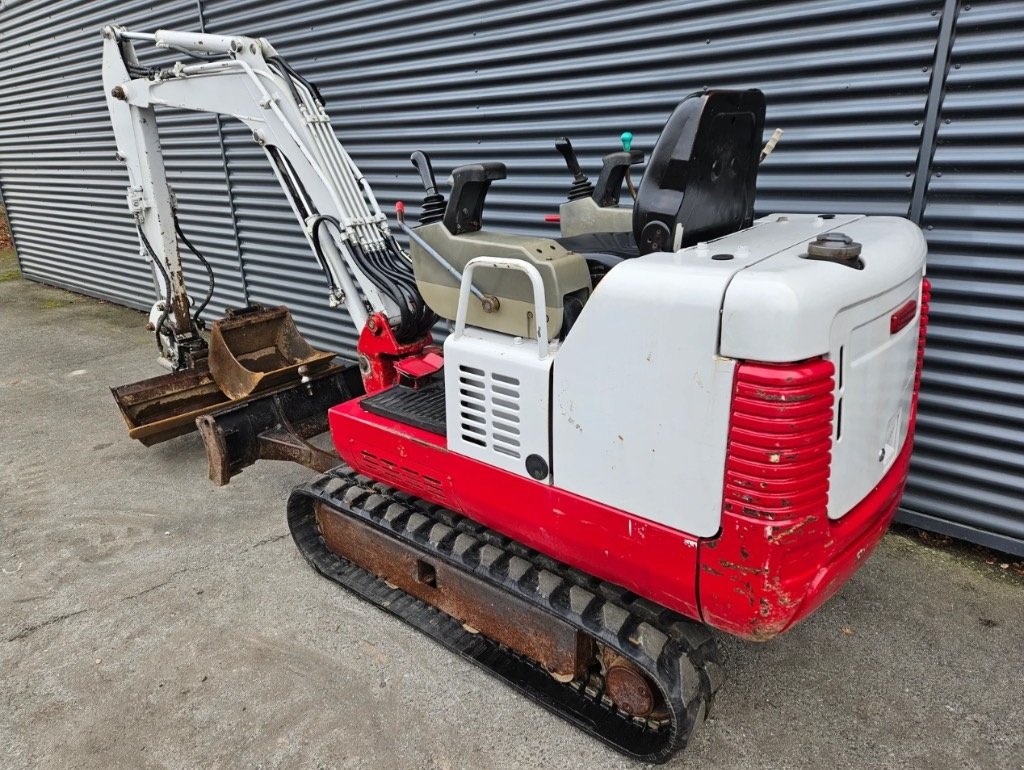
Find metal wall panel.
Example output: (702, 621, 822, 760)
(3, 0, 1023, 555)
(0, 0, 246, 320)
(899, 0, 1024, 555)
(199, 0, 942, 352)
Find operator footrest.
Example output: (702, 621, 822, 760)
(360, 382, 447, 435)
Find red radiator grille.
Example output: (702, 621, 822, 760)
(724, 359, 836, 520)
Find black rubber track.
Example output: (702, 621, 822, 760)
(287, 466, 722, 763)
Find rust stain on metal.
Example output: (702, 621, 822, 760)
(743, 618, 789, 642)
(209, 305, 335, 400)
(316, 502, 589, 679)
(753, 389, 814, 403)
(719, 560, 768, 576)
(766, 516, 817, 545)
(601, 646, 660, 717)
(733, 583, 756, 606)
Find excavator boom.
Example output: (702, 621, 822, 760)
(102, 26, 432, 454)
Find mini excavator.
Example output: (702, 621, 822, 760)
(102, 26, 929, 762)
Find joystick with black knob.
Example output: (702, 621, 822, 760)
(410, 150, 447, 226)
(555, 136, 595, 201)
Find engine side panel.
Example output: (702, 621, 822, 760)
(550, 258, 737, 539)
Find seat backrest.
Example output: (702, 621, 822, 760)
(633, 89, 766, 255)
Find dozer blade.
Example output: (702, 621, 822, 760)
(209, 305, 336, 400)
(196, 362, 362, 485)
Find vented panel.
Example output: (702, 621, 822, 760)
(359, 449, 444, 499)
(457, 364, 522, 459)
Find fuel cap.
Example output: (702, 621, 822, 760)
(807, 232, 862, 260)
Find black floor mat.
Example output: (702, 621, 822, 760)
(360, 382, 446, 435)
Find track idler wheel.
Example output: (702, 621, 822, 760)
(601, 646, 664, 718)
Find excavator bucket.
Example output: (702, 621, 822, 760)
(111, 305, 347, 447)
(111, 362, 233, 446)
(208, 305, 336, 399)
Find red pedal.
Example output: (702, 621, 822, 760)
(394, 351, 444, 380)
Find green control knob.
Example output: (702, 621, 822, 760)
(620, 131, 633, 152)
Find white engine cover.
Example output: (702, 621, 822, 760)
(549, 213, 926, 537)
(550, 252, 739, 538)
(721, 215, 927, 519)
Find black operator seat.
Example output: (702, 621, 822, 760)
(556, 89, 767, 260)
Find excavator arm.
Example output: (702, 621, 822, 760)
(101, 25, 433, 370)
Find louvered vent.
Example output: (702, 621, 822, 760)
(458, 365, 522, 459)
(359, 450, 444, 499)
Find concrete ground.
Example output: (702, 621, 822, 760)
(2, 268, 1022, 770)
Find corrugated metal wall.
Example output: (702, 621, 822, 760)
(0, 0, 247, 318)
(900, 0, 1024, 554)
(1, 0, 1022, 556)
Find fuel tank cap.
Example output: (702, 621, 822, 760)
(807, 232, 862, 259)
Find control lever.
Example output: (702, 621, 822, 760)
(443, 162, 506, 235)
(409, 151, 446, 226)
(395, 202, 488, 305)
(554, 136, 595, 201)
(620, 132, 638, 202)
(760, 128, 784, 163)
(593, 146, 645, 208)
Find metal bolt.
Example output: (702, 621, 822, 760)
(110, 85, 127, 100)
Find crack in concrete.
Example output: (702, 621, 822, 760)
(244, 533, 289, 552)
(120, 567, 190, 602)
(6, 608, 89, 642)
(6, 567, 196, 643)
